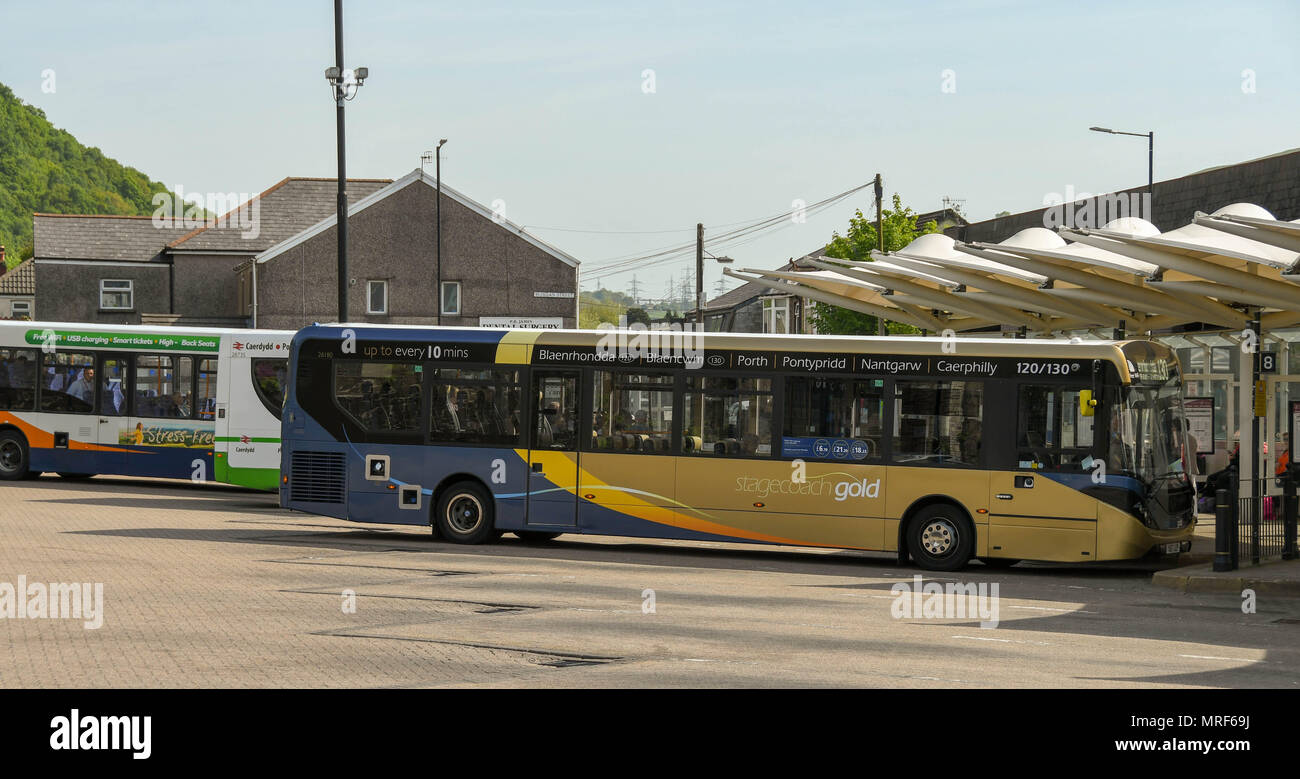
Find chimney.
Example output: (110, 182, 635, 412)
(0, 245, 6, 272)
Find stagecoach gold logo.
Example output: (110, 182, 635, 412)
(735, 474, 881, 502)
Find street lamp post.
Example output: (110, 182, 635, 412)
(435, 139, 447, 324)
(1089, 126, 1154, 206)
(325, 0, 367, 323)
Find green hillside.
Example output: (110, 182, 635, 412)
(0, 82, 171, 269)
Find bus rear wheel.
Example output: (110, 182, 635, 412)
(907, 504, 974, 572)
(515, 530, 562, 543)
(434, 481, 496, 545)
(0, 431, 30, 480)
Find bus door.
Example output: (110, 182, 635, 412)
(988, 384, 1098, 562)
(527, 370, 580, 527)
(96, 354, 132, 448)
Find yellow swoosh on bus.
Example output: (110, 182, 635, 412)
(513, 449, 865, 548)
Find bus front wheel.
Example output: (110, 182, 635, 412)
(907, 505, 973, 572)
(0, 431, 30, 481)
(434, 481, 497, 545)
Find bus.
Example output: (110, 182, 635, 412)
(0, 321, 292, 490)
(279, 324, 1196, 570)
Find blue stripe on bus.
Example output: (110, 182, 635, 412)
(1038, 471, 1144, 495)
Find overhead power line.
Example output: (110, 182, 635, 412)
(580, 181, 871, 279)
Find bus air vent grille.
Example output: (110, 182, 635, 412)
(289, 451, 346, 504)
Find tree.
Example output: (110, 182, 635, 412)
(809, 194, 941, 335)
(578, 291, 627, 329)
(0, 81, 172, 269)
(624, 307, 652, 327)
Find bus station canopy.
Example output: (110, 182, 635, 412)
(724, 203, 1300, 335)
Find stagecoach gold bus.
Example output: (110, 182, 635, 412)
(280, 324, 1195, 570)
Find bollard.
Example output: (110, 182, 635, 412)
(1213, 488, 1234, 572)
(1286, 464, 1299, 561)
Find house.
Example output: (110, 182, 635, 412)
(0, 254, 35, 319)
(693, 258, 818, 334)
(239, 169, 579, 330)
(691, 208, 969, 334)
(32, 171, 580, 329)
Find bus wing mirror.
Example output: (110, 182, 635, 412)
(1080, 389, 1097, 417)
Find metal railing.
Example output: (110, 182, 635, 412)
(1214, 467, 1300, 571)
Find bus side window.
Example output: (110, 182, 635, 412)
(782, 377, 883, 461)
(892, 380, 983, 466)
(428, 368, 524, 445)
(333, 361, 423, 433)
(589, 370, 673, 453)
(0, 349, 38, 412)
(40, 351, 96, 413)
(682, 376, 773, 457)
(198, 359, 220, 420)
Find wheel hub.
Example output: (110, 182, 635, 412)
(920, 519, 956, 556)
(447, 495, 482, 533)
(0, 441, 20, 472)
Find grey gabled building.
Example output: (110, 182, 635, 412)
(240, 169, 580, 330)
(31, 171, 580, 329)
(32, 213, 198, 324)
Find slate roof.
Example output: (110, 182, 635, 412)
(33, 214, 194, 262)
(699, 260, 803, 313)
(168, 177, 392, 253)
(915, 208, 968, 228)
(0, 259, 35, 295)
(948, 147, 1300, 243)
(250, 170, 579, 268)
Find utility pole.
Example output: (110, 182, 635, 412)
(874, 173, 886, 337)
(695, 222, 704, 324)
(874, 173, 883, 254)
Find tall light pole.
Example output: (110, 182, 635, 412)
(1089, 126, 1154, 207)
(325, 0, 367, 322)
(435, 138, 447, 324)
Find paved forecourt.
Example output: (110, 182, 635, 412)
(1, 476, 1298, 688)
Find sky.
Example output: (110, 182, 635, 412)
(3, 0, 1298, 304)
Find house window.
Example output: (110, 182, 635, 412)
(441, 282, 461, 316)
(10, 301, 31, 319)
(762, 297, 789, 334)
(100, 280, 134, 310)
(367, 280, 388, 315)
